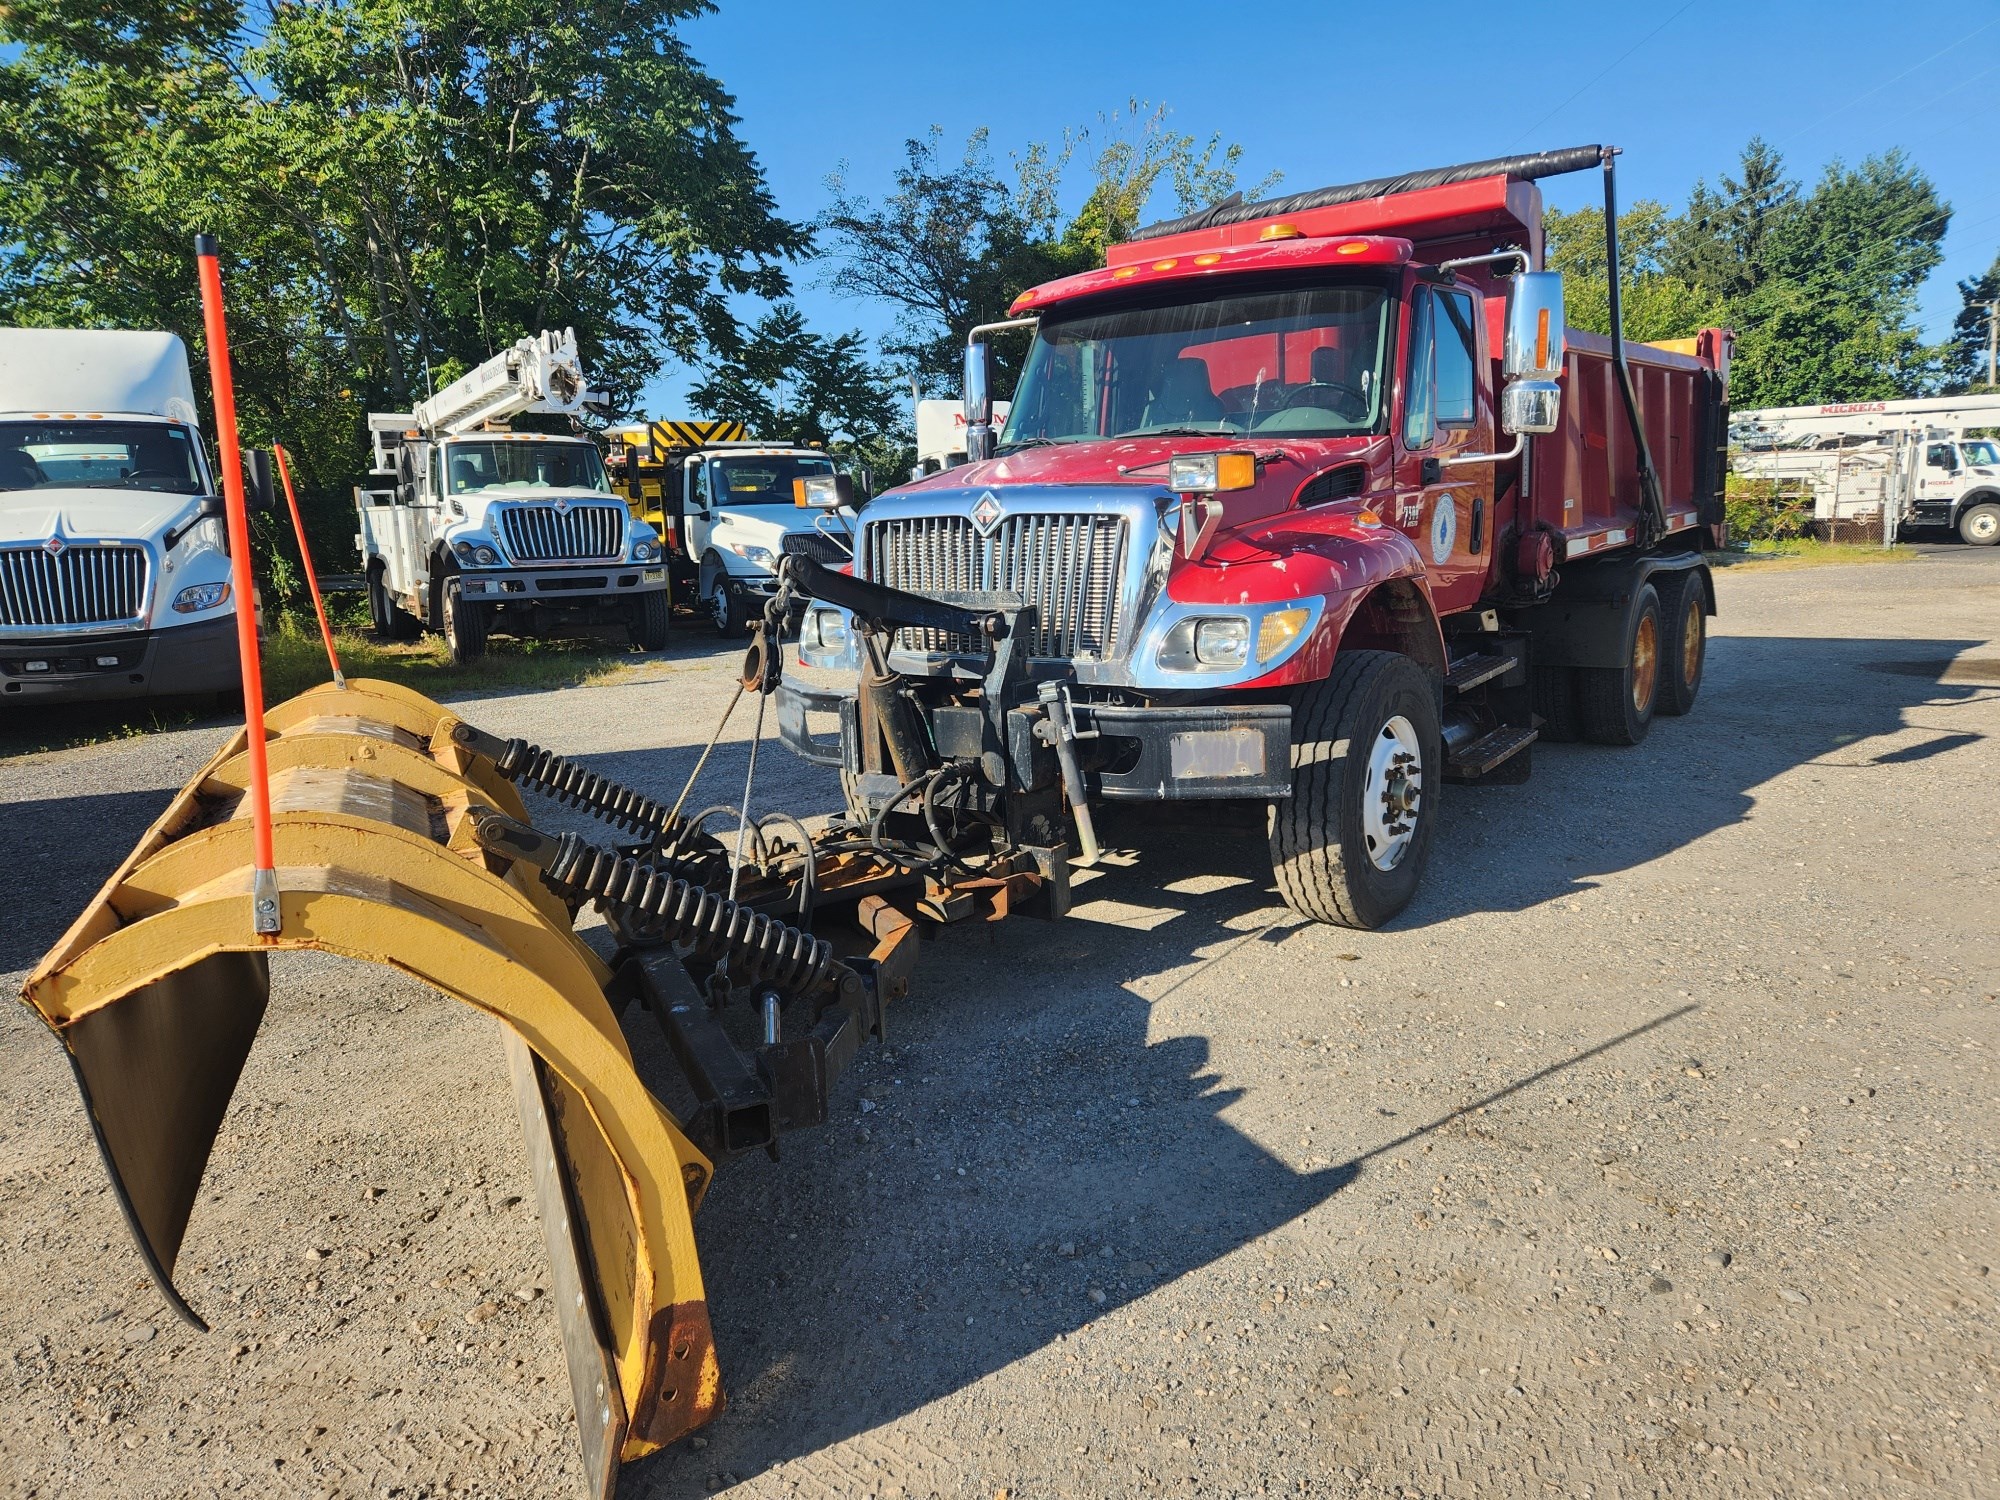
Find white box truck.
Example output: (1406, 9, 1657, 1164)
(0, 327, 252, 706)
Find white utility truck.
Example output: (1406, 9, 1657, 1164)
(357, 329, 669, 661)
(0, 327, 258, 706)
(1731, 394, 2000, 543)
(606, 420, 858, 638)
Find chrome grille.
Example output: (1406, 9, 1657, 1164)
(0, 543, 149, 628)
(496, 503, 624, 562)
(865, 512, 1129, 659)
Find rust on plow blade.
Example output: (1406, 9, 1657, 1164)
(17, 678, 722, 1474)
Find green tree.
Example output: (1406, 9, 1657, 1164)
(1544, 200, 1725, 342)
(821, 104, 1276, 392)
(1727, 150, 1948, 406)
(0, 0, 801, 567)
(1665, 137, 1799, 303)
(1944, 251, 2000, 395)
(690, 304, 907, 454)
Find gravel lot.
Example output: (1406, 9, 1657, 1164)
(2, 553, 1995, 1499)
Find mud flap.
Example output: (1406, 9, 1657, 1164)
(18, 679, 723, 1475)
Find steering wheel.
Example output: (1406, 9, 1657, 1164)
(123, 469, 185, 488)
(1277, 381, 1370, 421)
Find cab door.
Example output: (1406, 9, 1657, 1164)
(1393, 281, 1494, 616)
(1919, 442, 1961, 507)
(683, 457, 715, 561)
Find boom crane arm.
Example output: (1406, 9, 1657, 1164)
(413, 327, 589, 436)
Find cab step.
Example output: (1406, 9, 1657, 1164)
(1442, 651, 1515, 694)
(1446, 725, 1538, 778)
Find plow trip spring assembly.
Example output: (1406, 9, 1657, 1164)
(19, 555, 1086, 1496)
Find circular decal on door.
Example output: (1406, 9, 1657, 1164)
(1429, 497, 1458, 565)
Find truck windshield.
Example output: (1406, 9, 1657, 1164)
(710, 454, 833, 505)
(1000, 283, 1394, 446)
(445, 439, 609, 495)
(0, 419, 204, 494)
(1963, 440, 1999, 466)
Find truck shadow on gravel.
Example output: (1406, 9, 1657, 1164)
(619, 634, 1988, 1493)
(0, 787, 183, 975)
(1393, 633, 1992, 927)
(621, 834, 1710, 1496)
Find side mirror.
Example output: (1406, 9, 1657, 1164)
(1501, 380, 1563, 437)
(1503, 271, 1567, 380)
(964, 341, 994, 461)
(242, 449, 277, 515)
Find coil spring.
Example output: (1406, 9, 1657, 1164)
(545, 832, 844, 997)
(496, 738, 685, 838)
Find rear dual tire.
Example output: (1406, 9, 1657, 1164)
(368, 563, 420, 641)
(1578, 583, 1661, 746)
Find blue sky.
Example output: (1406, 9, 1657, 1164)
(642, 0, 2000, 412)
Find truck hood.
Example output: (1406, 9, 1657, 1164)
(0, 487, 201, 545)
(709, 505, 849, 569)
(891, 433, 1389, 523)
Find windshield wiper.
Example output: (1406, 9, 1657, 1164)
(995, 435, 1083, 452)
(1113, 425, 1241, 439)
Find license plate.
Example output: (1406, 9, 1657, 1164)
(1169, 727, 1266, 779)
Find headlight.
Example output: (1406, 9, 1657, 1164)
(172, 581, 231, 614)
(727, 542, 777, 570)
(804, 607, 849, 652)
(1167, 451, 1258, 493)
(452, 539, 501, 567)
(632, 538, 659, 562)
(1158, 615, 1251, 672)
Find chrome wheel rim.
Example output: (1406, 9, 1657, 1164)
(1970, 511, 1999, 542)
(709, 579, 731, 630)
(1362, 714, 1423, 872)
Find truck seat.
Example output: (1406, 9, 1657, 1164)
(1146, 358, 1224, 427)
(450, 457, 482, 492)
(0, 448, 45, 489)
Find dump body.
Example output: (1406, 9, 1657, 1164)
(0, 327, 243, 704)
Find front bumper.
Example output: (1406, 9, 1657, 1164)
(776, 679, 1293, 801)
(459, 566, 668, 606)
(0, 616, 242, 705)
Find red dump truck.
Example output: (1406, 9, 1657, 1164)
(784, 145, 1730, 928)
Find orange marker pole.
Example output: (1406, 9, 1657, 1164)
(194, 233, 281, 937)
(274, 444, 345, 688)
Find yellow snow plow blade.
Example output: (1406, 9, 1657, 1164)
(18, 679, 720, 1473)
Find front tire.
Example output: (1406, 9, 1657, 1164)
(629, 589, 671, 651)
(703, 553, 748, 638)
(1960, 501, 2000, 547)
(1578, 582, 1661, 746)
(1657, 570, 1707, 717)
(439, 571, 488, 664)
(1269, 650, 1442, 930)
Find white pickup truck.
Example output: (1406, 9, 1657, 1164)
(357, 330, 670, 661)
(0, 327, 254, 706)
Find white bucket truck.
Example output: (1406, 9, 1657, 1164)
(0, 327, 258, 706)
(357, 329, 669, 661)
